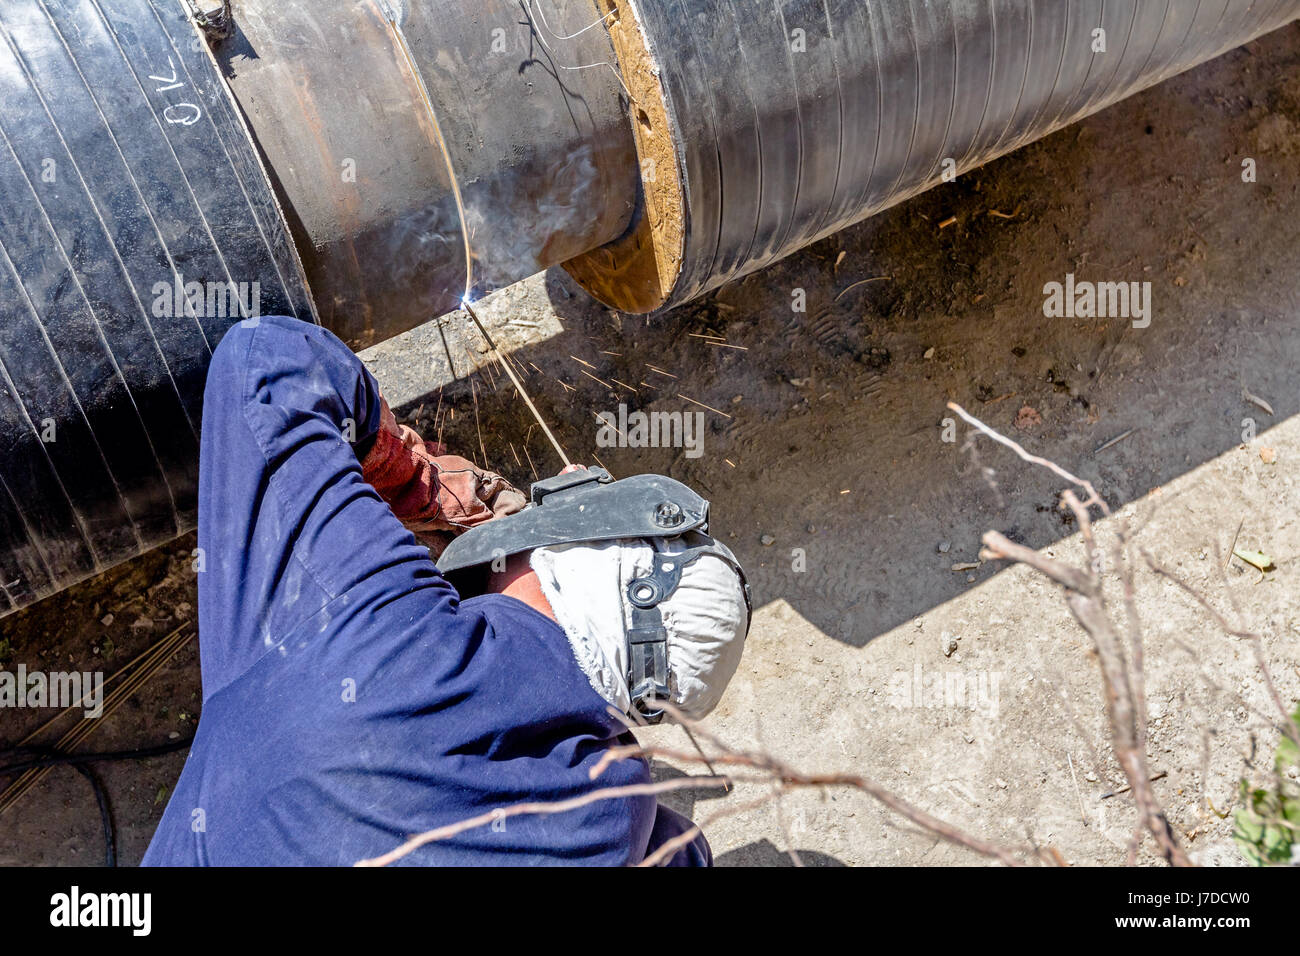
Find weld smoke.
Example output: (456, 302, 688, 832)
(462, 142, 600, 294)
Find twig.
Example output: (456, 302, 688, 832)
(599, 703, 1026, 867)
(1101, 772, 1168, 800)
(1094, 428, 1136, 454)
(962, 409, 1186, 864)
(362, 696, 1029, 867)
(355, 777, 730, 867)
(681, 722, 727, 791)
(833, 275, 892, 303)
(1225, 517, 1244, 571)
(677, 393, 732, 419)
(984, 525, 1187, 865)
(948, 402, 1110, 516)
(1142, 550, 1300, 753)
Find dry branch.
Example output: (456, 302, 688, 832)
(358, 702, 1031, 867)
(954, 402, 1190, 866)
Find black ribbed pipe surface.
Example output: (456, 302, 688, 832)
(0, 0, 312, 615)
(626, 0, 1300, 308)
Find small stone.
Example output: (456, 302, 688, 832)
(923, 347, 936, 360)
(731, 394, 743, 405)
(100, 613, 114, 626)
(995, 778, 1008, 789)
(1084, 771, 1099, 783)
(944, 638, 958, 657)
(938, 541, 951, 553)
(759, 533, 776, 546)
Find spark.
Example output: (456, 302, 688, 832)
(462, 298, 570, 467)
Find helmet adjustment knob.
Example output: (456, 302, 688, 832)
(654, 501, 685, 528)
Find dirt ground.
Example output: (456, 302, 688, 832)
(3, 25, 1300, 867)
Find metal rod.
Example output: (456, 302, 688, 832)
(461, 300, 571, 469)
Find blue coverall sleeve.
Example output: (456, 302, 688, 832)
(195, 315, 447, 699)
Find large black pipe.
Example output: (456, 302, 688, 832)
(0, 0, 312, 616)
(566, 0, 1300, 310)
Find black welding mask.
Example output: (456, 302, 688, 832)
(437, 468, 752, 720)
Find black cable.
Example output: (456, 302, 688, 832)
(0, 736, 194, 777)
(0, 736, 194, 867)
(71, 761, 115, 868)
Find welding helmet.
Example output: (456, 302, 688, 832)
(438, 468, 752, 721)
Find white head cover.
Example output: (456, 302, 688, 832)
(529, 537, 749, 720)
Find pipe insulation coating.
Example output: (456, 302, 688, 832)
(566, 0, 1300, 310)
(0, 0, 313, 616)
(1, 0, 1299, 617)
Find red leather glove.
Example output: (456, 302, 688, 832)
(360, 397, 527, 555)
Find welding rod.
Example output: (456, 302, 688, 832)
(461, 300, 571, 469)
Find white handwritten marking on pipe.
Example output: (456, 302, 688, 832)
(148, 56, 202, 126)
(147, 57, 184, 93)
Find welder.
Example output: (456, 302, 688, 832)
(143, 315, 750, 867)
